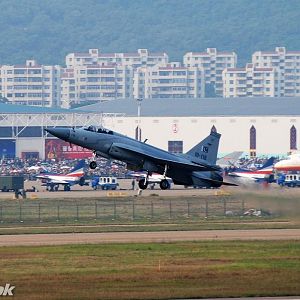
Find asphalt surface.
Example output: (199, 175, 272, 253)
(0, 229, 299, 246)
(0, 178, 222, 199)
(1, 178, 299, 199)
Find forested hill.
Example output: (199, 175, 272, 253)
(0, 0, 299, 66)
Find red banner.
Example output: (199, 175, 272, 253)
(45, 139, 92, 159)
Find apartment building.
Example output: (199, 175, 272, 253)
(0, 60, 61, 107)
(61, 64, 133, 108)
(223, 63, 279, 98)
(133, 62, 205, 99)
(66, 48, 169, 69)
(183, 48, 237, 97)
(252, 47, 300, 97)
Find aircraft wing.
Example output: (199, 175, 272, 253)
(36, 175, 51, 181)
(110, 143, 219, 172)
(46, 179, 71, 185)
(36, 175, 73, 185)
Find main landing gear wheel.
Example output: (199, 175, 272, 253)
(160, 179, 170, 190)
(64, 185, 71, 191)
(89, 161, 97, 169)
(138, 179, 148, 190)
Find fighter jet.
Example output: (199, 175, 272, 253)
(36, 159, 86, 191)
(227, 157, 275, 182)
(45, 126, 236, 190)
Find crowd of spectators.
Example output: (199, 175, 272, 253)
(233, 156, 279, 169)
(0, 155, 281, 180)
(0, 157, 128, 179)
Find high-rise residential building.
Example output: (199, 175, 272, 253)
(223, 63, 279, 98)
(133, 62, 205, 99)
(65, 48, 169, 69)
(252, 47, 300, 97)
(63, 48, 169, 106)
(0, 60, 61, 107)
(61, 63, 133, 108)
(183, 48, 237, 97)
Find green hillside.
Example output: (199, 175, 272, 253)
(0, 0, 299, 66)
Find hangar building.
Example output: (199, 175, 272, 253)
(78, 97, 300, 157)
(0, 97, 299, 159)
(0, 103, 119, 160)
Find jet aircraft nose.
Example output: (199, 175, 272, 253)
(45, 128, 70, 141)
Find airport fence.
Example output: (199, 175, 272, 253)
(0, 197, 245, 225)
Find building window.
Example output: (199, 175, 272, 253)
(250, 125, 256, 158)
(168, 141, 183, 154)
(290, 125, 297, 150)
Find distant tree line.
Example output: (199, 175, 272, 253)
(0, 0, 299, 66)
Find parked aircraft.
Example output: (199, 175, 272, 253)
(216, 151, 244, 169)
(27, 165, 48, 172)
(227, 156, 275, 182)
(45, 126, 237, 190)
(36, 159, 86, 191)
(274, 153, 300, 172)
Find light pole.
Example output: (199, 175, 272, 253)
(136, 98, 143, 141)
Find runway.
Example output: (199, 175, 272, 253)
(0, 228, 299, 246)
(2, 178, 300, 200)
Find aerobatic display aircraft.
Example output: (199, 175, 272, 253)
(274, 153, 300, 172)
(227, 157, 275, 182)
(46, 126, 236, 190)
(36, 159, 86, 191)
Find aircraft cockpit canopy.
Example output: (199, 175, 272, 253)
(84, 125, 113, 135)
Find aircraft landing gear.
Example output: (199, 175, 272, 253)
(138, 178, 148, 190)
(160, 179, 170, 190)
(89, 161, 97, 169)
(159, 164, 170, 190)
(49, 183, 54, 192)
(64, 185, 71, 191)
(89, 151, 98, 169)
(138, 170, 151, 190)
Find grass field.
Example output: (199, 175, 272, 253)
(0, 188, 300, 234)
(0, 195, 245, 224)
(0, 188, 300, 299)
(0, 240, 299, 299)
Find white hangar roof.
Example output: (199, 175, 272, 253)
(76, 97, 300, 117)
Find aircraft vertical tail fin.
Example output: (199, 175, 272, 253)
(216, 151, 244, 168)
(67, 160, 85, 177)
(259, 157, 275, 170)
(185, 131, 221, 165)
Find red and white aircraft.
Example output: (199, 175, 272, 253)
(274, 153, 300, 172)
(36, 160, 86, 191)
(227, 157, 275, 182)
